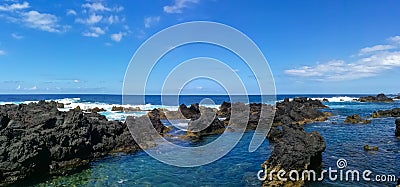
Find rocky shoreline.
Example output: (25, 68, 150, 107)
(261, 98, 328, 186)
(0, 101, 166, 186)
(0, 98, 331, 186)
(358, 93, 394, 102)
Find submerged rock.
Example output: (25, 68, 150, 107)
(363, 144, 378, 151)
(0, 101, 144, 186)
(358, 93, 393, 102)
(396, 118, 400, 137)
(344, 114, 371, 124)
(371, 108, 400, 118)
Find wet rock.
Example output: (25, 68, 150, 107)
(111, 106, 124, 111)
(344, 114, 371, 124)
(146, 109, 169, 134)
(262, 124, 326, 186)
(56, 102, 64, 108)
(371, 108, 400, 118)
(0, 114, 10, 130)
(273, 97, 329, 125)
(179, 103, 201, 120)
(217, 101, 231, 117)
(216, 102, 275, 130)
(0, 101, 140, 186)
(125, 110, 169, 149)
(363, 145, 378, 151)
(86, 107, 106, 113)
(111, 106, 141, 112)
(187, 107, 225, 138)
(322, 98, 329, 102)
(358, 93, 393, 102)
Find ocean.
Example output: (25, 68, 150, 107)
(1, 94, 399, 186)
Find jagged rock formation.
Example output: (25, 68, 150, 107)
(262, 98, 329, 186)
(358, 94, 393, 102)
(371, 108, 400, 118)
(344, 114, 371, 124)
(261, 124, 326, 187)
(0, 101, 166, 186)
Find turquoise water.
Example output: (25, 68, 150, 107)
(1, 95, 399, 186)
(306, 101, 400, 186)
(37, 131, 272, 186)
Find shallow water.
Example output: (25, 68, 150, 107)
(36, 131, 272, 187)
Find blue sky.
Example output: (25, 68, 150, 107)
(0, 0, 399, 94)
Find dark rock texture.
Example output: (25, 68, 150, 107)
(273, 97, 329, 125)
(262, 124, 326, 186)
(396, 118, 400, 137)
(217, 101, 231, 117)
(85, 107, 106, 113)
(344, 114, 371, 124)
(261, 98, 330, 186)
(111, 106, 141, 112)
(371, 108, 400, 118)
(179, 103, 201, 120)
(0, 101, 157, 186)
(187, 107, 226, 137)
(358, 94, 393, 102)
(176, 104, 226, 138)
(124, 109, 170, 149)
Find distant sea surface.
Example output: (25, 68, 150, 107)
(1, 94, 399, 187)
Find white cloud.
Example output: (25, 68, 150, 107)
(11, 33, 23, 39)
(21, 10, 63, 32)
(83, 26, 105, 37)
(114, 6, 124, 12)
(106, 15, 120, 24)
(144, 16, 160, 28)
(0, 1, 29, 12)
(76, 13, 102, 25)
(163, 0, 199, 14)
(0, 3, 67, 33)
(73, 79, 79, 83)
(285, 36, 400, 81)
(82, 2, 123, 12)
(110, 32, 125, 42)
(0, 50, 5, 55)
(82, 2, 111, 12)
(66, 9, 77, 16)
(358, 44, 395, 55)
(388, 36, 400, 43)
